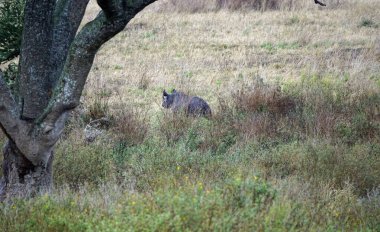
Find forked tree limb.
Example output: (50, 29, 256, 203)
(0, 73, 47, 165)
(39, 0, 158, 126)
(50, 0, 90, 86)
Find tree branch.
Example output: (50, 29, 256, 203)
(50, 0, 90, 87)
(97, 0, 121, 19)
(38, 0, 157, 126)
(314, 0, 326, 6)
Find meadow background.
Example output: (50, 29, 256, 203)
(1, 0, 379, 230)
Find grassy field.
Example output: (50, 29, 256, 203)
(1, 0, 380, 231)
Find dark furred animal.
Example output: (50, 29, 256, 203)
(162, 89, 211, 117)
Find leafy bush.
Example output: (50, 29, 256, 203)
(0, 0, 25, 63)
(1, 62, 18, 94)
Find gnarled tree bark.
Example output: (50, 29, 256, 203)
(0, 0, 157, 200)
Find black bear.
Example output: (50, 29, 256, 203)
(162, 89, 211, 117)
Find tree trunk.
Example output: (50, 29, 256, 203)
(0, 140, 53, 200)
(0, 0, 158, 201)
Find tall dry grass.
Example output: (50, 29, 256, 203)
(158, 0, 345, 12)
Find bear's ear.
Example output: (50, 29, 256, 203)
(163, 90, 168, 96)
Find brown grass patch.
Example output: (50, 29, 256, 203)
(111, 104, 150, 146)
(233, 82, 297, 115)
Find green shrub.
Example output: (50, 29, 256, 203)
(186, 116, 237, 154)
(359, 18, 378, 28)
(1, 176, 377, 231)
(0, 176, 276, 231)
(1, 62, 18, 94)
(54, 137, 115, 188)
(157, 105, 239, 155)
(0, 0, 25, 63)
